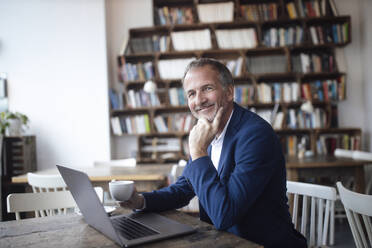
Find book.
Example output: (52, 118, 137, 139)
(109, 88, 120, 110)
(111, 117, 123, 136)
(197, 2, 234, 23)
(286, 2, 297, 19)
(329, 0, 339, 16)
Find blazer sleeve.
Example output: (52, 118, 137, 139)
(182, 123, 282, 230)
(142, 174, 195, 212)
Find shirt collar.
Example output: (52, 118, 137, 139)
(211, 109, 234, 146)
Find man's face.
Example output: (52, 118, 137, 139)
(183, 65, 233, 122)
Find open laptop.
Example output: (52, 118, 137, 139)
(57, 165, 195, 247)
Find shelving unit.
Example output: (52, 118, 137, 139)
(111, 0, 360, 163)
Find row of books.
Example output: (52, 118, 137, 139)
(309, 23, 349, 45)
(111, 115, 151, 135)
(292, 53, 335, 73)
(301, 78, 345, 102)
(158, 58, 195, 79)
(168, 88, 186, 106)
(155, 6, 194, 26)
(287, 108, 327, 129)
(263, 26, 304, 47)
(234, 85, 255, 105)
(287, 0, 338, 19)
(215, 28, 258, 49)
(129, 35, 169, 54)
(126, 89, 161, 108)
(197, 2, 234, 23)
(171, 29, 212, 51)
(119, 61, 154, 82)
(154, 113, 195, 133)
(119, 54, 339, 82)
(223, 57, 243, 77)
(127, 24, 346, 55)
(280, 135, 311, 157)
(240, 3, 278, 22)
(257, 82, 300, 103)
(154, 0, 338, 26)
(316, 134, 361, 155)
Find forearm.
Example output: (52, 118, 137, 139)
(142, 176, 195, 212)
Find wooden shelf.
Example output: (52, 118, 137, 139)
(111, 0, 356, 163)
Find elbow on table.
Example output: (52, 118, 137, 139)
(213, 218, 234, 231)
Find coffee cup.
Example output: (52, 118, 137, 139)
(109, 180, 134, 201)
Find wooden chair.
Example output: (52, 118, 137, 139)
(336, 181, 372, 248)
(287, 181, 337, 247)
(7, 191, 77, 220)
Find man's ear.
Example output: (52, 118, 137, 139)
(226, 85, 234, 101)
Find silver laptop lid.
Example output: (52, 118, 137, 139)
(56, 165, 123, 246)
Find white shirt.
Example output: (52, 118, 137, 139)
(211, 110, 233, 171)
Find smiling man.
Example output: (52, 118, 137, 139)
(120, 58, 307, 247)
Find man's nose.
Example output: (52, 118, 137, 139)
(195, 91, 206, 105)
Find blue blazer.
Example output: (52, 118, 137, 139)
(143, 103, 307, 247)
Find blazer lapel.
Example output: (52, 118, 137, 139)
(217, 103, 244, 176)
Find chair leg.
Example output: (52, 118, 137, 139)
(330, 201, 335, 245)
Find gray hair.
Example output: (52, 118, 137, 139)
(182, 58, 234, 88)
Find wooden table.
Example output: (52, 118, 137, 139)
(286, 155, 370, 193)
(11, 165, 173, 192)
(0, 209, 261, 248)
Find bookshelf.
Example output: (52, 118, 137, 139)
(111, 0, 360, 163)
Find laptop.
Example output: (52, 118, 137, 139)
(56, 165, 195, 247)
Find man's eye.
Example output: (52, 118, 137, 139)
(188, 93, 195, 98)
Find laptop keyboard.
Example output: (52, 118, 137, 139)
(111, 216, 159, 240)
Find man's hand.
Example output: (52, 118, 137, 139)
(118, 187, 145, 210)
(189, 107, 223, 161)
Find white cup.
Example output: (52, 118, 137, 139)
(109, 180, 134, 201)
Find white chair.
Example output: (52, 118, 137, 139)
(7, 191, 77, 220)
(169, 163, 199, 213)
(27, 172, 103, 217)
(27, 172, 68, 192)
(336, 181, 372, 248)
(287, 181, 337, 247)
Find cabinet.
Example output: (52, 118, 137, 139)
(110, 0, 360, 163)
(0, 136, 37, 220)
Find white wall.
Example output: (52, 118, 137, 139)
(337, 0, 365, 127)
(337, 0, 372, 152)
(361, 0, 372, 151)
(105, 0, 152, 159)
(0, 0, 111, 169)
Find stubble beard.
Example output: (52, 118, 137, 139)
(192, 102, 220, 122)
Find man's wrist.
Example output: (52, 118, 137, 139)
(135, 194, 146, 211)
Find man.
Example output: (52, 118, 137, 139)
(121, 58, 307, 247)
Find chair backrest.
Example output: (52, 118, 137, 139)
(27, 172, 69, 217)
(336, 181, 372, 248)
(169, 163, 199, 213)
(27, 172, 67, 192)
(7, 191, 77, 220)
(287, 181, 337, 247)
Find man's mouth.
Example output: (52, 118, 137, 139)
(196, 104, 214, 112)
